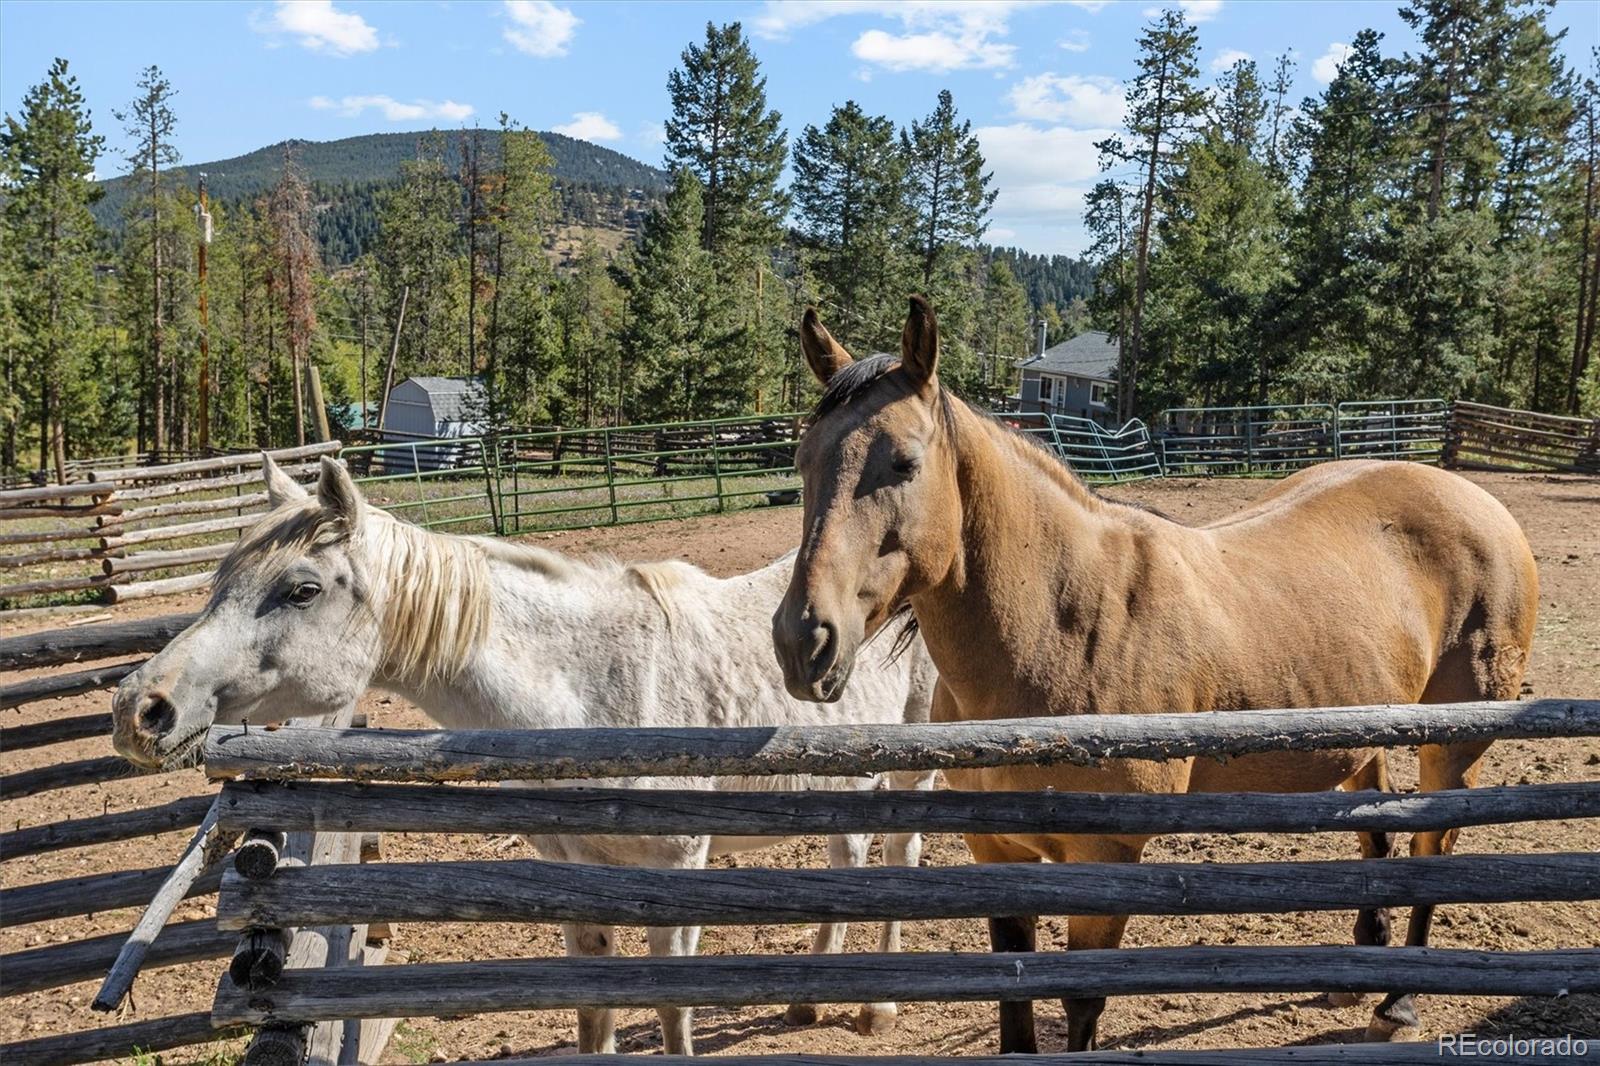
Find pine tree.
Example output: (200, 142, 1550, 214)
(377, 134, 462, 381)
(115, 65, 180, 455)
(2, 58, 105, 480)
(0, 144, 21, 473)
(1084, 178, 1134, 376)
(792, 101, 913, 352)
(1568, 54, 1600, 411)
(664, 21, 789, 264)
(1283, 29, 1404, 398)
(979, 258, 1030, 401)
(555, 239, 623, 425)
(1096, 9, 1206, 419)
(902, 90, 997, 288)
(489, 120, 560, 426)
(617, 170, 740, 421)
(1146, 59, 1288, 408)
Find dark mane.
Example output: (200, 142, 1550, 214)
(811, 352, 902, 421)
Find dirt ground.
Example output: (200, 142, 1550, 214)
(3, 471, 1597, 1063)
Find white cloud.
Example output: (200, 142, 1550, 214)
(1066, 1, 1109, 11)
(310, 95, 474, 122)
(1312, 41, 1352, 84)
(755, 1, 1032, 72)
(980, 123, 1114, 255)
(502, 0, 579, 58)
(1209, 48, 1251, 72)
(253, 0, 379, 56)
(637, 122, 666, 145)
(979, 123, 1107, 189)
(1007, 73, 1124, 127)
(550, 111, 621, 142)
(753, 1, 1022, 38)
(1142, 0, 1222, 22)
(1059, 29, 1091, 53)
(853, 28, 1013, 72)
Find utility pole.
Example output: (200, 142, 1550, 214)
(358, 269, 371, 427)
(196, 173, 212, 451)
(376, 286, 409, 432)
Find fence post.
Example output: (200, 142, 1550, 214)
(1333, 403, 1344, 461)
(481, 435, 503, 537)
(602, 429, 619, 525)
(710, 438, 725, 513)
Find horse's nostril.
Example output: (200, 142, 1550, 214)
(138, 694, 177, 738)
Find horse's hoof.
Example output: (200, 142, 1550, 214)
(856, 1004, 898, 1036)
(1365, 1016, 1423, 1043)
(785, 1003, 819, 1026)
(1325, 991, 1367, 1008)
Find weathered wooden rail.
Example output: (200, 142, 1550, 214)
(1443, 400, 1600, 474)
(0, 611, 388, 1066)
(201, 696, 1600, 1059)
(0, 442, 335, 605)
(203, 699, 1600, 782)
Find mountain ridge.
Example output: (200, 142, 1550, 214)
(91, 128, 670, 259)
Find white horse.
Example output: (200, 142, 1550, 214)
(112, 456, 937, 1055)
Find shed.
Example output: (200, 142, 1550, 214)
(379, 376, 487, 472)
(1013, 333, 1119, 425)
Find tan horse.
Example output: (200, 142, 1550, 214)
(772, 297, 1539, 1053)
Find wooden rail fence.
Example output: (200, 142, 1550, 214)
(199, 698, 1600, 1061)
(1443, 401, 1600, 474)
(0, 442, 338, 606)
(0, 612, 389, 1066)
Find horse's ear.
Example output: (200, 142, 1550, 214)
(800, 307, 853, 386)
(315, 456, 364, 534)
(901, 295, 939, 388)
(262, 453, 309, 508)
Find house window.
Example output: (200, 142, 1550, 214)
(1038, 376, 1053, 403)
(1090, 382, 1108, 407)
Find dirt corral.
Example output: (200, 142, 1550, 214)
(3, 471, 1597, 1062)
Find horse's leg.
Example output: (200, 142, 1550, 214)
(967, 833, 1043, 1055)
(786, 832, 871, 1026)
(1328, 753, 1396, 1008)
(562, 922, 618, 1054)
(858, 770, 936, 1036)
(1368, 738, 1491, 1042)
(647, 924, 702, 1055)
(1043, 836, 1144, 1053)
(857, 828, 924, 1035)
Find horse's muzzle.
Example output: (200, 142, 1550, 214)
(773, 604, 854, 703)
(111, 671, 181, 769)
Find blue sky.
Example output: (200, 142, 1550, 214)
(3, 0, 1596, 256)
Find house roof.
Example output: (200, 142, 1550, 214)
(1020, 332, 1119, 381)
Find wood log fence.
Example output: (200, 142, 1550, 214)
(198, 697, 1599, 1061)
(0, 612, 390, 1065)
(0, 442, 338, 606)
(1443, 401, 1600, 474)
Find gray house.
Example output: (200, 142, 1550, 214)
(1014, 332, 1119, 426)
(379, 376, 487, 471)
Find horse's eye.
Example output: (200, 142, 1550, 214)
(891, 455, 921, 479)
(287, 582, 322, 608)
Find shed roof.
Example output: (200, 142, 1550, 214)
(1020, 332, 1119, 381)
(392, 376, 486, 423)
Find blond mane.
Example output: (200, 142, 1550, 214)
(217, 502, 492, 686)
